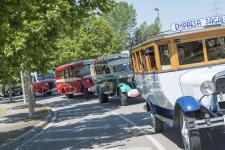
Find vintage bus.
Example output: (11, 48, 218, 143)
(90, 53, 139, 105)
(32, 70, 56, 97)
(55, 60, 95, 98)
(131, 23, 225, 150)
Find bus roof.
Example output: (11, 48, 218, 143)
(93, 53, 129, 64)
(55, 59, 94, 71)
(131, 26, 225, 50)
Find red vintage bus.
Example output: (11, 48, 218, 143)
(55, 60, 95, 98)
(32, 70, 56, 97)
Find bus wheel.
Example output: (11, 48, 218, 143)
(83, 88, 90, 99)
(66, 94, 74, 99)
(99, 94, 108, 103)
(149, 109, 163, 133)
(120, 91, 128, 106)
(180, 112, 201, 150)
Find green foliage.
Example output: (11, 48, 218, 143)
(54, 16, 123, 66)
(133, 18, 161, 45)
(0, 0, 116, 83)
(104, 2, 137, 48)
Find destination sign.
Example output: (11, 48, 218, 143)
(171, 16, 225, 32)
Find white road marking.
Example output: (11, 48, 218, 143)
(45, 124, 112, 133)
(111, 111, 167, 150)
(33, 136, 112, 143)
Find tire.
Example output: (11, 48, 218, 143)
(66, 94, 74, 99)
(47, 91, 52, 96)
(99, 93, 108, 103)
(83, 87, 90, 99)
(149, 105, 163, 133)
(180, 111, 201, 150)
(120, 91, 128, 106)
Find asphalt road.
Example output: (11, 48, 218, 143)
(17, 95, 225, 150)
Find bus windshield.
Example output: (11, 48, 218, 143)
(79, 65, 90, 76)
(113, 63, 132, 72)
(37, 74, 47, 81)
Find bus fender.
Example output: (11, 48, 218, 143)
(174, 96, 201, 124)
(117, 83, 132, 93)
(176, 96, 201, 113)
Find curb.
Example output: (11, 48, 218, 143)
(0, 107, 55, 150)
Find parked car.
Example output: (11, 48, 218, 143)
(0, 84, 22, 97)
(131, 20, 225, 150)
(90, 53, 139, 105)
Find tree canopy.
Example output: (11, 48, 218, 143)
(104, 2, 137, 48)
(133, 18, 161, 46)
(0, 0, 116, 83)
(0, 0, 161, 84)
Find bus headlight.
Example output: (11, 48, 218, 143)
(200, 81, 216, 96)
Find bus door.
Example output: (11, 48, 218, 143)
(152, 43, 172, 109)
(71, 65, 83, 93)
(142, 47, 158, 103)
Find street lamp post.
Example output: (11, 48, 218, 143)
(154, 8, 159, 20)
(154, 8, 160, 23)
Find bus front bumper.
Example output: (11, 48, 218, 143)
(188, 115, 225, 130)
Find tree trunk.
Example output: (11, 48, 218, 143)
(8, 81, 13, 102)
(21, 71, 27, 104)
(24, 72, 35, 118)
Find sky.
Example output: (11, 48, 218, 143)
(120, 0, 225, 31)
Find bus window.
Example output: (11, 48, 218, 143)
(56, 71, 62, 79)
(73, 66, 81, 75)
(159, 44, 171, 70)
(206, 37, 225, 61)
(145, 47, 157, 71)
(177, 40, 204, 65)
(63, 69, 69, 79)
(69, 67, 73, 77)
(79, 65, 90, 75)
(140, 49, 148, 72)
(136, 51, 143, 72)
(102, 66, 110, 74)
(131, 53, 138, 72)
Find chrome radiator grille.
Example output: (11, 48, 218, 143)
(215, 78, 225, 109)
(215, 78, 225, 94)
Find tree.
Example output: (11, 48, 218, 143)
(133, 18, 161, 45)
(0, 0, 116, 117)
(104, 2, 137, 48)
(54, 16, 123, 66)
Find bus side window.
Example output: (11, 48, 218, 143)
(57, 71, 62, 79)
(140, 49, 148, 72)
(145, 47, 157, 72)
(131, 53, 137, 72)
(159, 44, 171, 70)
(64, 69, 69, 78)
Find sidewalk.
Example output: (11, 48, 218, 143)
(0, 96, 49, 146)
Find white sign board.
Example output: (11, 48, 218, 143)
(171, 16, 225, 32)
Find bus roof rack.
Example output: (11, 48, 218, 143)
(94, 53, 129, 64)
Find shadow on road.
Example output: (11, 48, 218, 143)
(16, 95, 225, 150)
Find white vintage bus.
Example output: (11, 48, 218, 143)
(131, 19, 225, 150)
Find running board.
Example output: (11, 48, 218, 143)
(155, 114, 174, 127)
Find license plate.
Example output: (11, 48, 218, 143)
(217, 94, 225, 102)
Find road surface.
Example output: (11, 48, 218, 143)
(17, 95, 225, 150)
